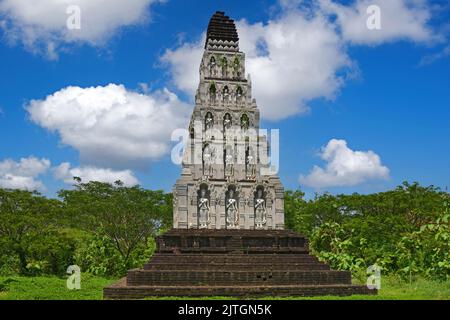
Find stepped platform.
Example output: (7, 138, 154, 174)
(103, 229, 376, 299)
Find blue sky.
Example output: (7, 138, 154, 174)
(0, 0, 449, 198)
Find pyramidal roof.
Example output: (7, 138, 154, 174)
(205, 11, 239, 47)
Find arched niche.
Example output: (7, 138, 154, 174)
(223, 113, 232, 130)
(205, 112, 214, 130)
(225, 184, 239, 228)
(254, 185, 267, 229)
(197, 183, 211, 229)
(241, 114, 249, 130)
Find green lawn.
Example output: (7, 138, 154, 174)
(0, 275, 115, 300)
(0, 275, 449, 300)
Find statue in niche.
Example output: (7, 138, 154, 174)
(209, 56, 216, 76)
(223, 86, 230, 103)
(233, 56, 240, 79)
(226, 187, 239, 228)
(224, 148, 234, 177)
(241, 114, 249, 131)
(205, 112, 214, 131)
(254, 187, 267, 229)
(223, 113, 232, 130)
(221, 56, 228, 77)
(198, 186, 210, 228)
(236, 86, 243, 102)
(246, 149, 256, 179)
(209, 83, 216, 103)
(203, 144, 215, 177)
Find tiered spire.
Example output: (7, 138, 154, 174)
(205, 11, 239, 49)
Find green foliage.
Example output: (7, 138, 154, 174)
(310, 222, 365, 272)
(74, 234, 155, 277)
(1, 180, 448, 282)
(0, 189, 75, 276)
(209, 82, 216, 95)
(233, 56, 240, 71)
(396, 195, 450, 280)
(0, 181, 170, 277)
(289, 182, 449, 279)
(219, 56, 228, 67)
(58, 180, 170, 271)
(284, 190, 307, 231)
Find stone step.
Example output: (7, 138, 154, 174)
(143, 262, 330, 271)
(156, 229, 310, 254)
(126, 269, 351, 286)
(104, 278, 376, 299)
(158, 247, 309, 254)
(150, 254, 320, 264)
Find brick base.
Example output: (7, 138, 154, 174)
(103, 229, 376, 299)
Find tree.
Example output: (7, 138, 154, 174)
(58, 180, 171, 270)
(284, 190, 307, 231)
(0, 189, 62, 274)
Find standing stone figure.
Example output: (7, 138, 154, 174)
(241, 114, 249, 131)
(254, 188, 267, 229)
(205, 112, 214, 130)
(198, 187, 210, 228)
(203, 145, 215, 177)
(226, 188, 239, 228)
(209, 56, 216, 76)
(223, 113, 232, 130)
(246, 151, 256, 179)
(225, 149, 234, 177)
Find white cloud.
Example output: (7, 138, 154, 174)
(299, 139, 390, 188)
(161, 1, 437, 120)
(0, 0, 161, 58)
(0, 157, 51, 191)
(319, 0, 437, 45)
(162, 11, 353, 120)
(54, 162, 139, 186)
(237, 15, 353, 120)
(161, 35, 205, 97)
(419, 44, 450, 66)
(27, 84, 190, 169)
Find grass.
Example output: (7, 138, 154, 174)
(0, 275, 115, 300)
(0, 275, 449, 300)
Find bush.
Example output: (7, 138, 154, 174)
(396, 197, 450, 281)
(74, 234, 156, 277)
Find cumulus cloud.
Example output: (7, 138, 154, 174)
(237, 15, 353, 120)
(319, 0, 437, 45)
(0, 157, 51, 191)
(27, 84, 190, 169)
(0, 0, 161, 58)
(161, 35, 205, 97)
(161, 0, 436, 120)
(54, 162, 139, 186)
(299, 139, 390, 188)
(162, 12, 352, 120)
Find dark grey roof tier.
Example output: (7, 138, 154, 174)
(205, 11, 239, 47)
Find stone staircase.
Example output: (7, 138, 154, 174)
(103, 229, 376, 299)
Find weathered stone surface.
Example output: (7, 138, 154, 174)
(103, 229, 376, 299)
(103, 11, 376, 299)
(172, 10, 284, 231)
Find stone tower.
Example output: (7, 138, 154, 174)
(173, 11, 285, 230)
(104, 12, 376, 299)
